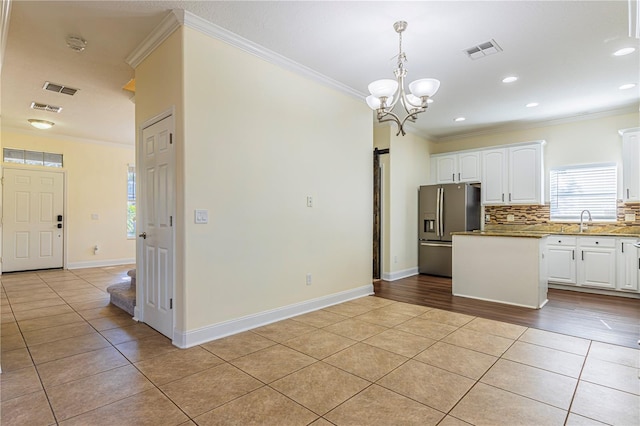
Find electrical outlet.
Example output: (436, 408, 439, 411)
(485, 214, 491, 223)
(306, 196, 313, 208)
(507, 214, 515, 222)
(306, 273, 312, 285)
(625, 213, 636, 222)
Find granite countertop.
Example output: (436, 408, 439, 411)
(453, 224, 640, 239)
(452, 230, 548, 238)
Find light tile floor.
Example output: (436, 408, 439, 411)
(1, 267, 639, 425)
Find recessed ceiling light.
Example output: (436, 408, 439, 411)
(502, 76, 518, 83)
(28, 119, 55, 130)
(526, 102, 539, 108)
(613, 47, 636, 56)
(454, 117, 466, 122)
(619, 83, 637, 90)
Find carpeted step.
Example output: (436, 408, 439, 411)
(106, 269, 136, 316)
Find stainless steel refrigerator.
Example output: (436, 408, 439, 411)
(418, 183, 480, 277)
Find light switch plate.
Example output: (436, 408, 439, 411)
(625, 213, 636, 222)
(194, 209, 208, 224)
(506, 214, 515, 222)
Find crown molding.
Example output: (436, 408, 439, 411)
(126, 9, 365, 100)
(125, 10, 182, 69)
(181, 10, 365, 100)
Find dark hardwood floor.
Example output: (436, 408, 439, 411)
(374, 274, 640, 349)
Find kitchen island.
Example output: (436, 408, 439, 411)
(452, 232, 548, 309)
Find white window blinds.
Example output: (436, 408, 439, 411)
(550, 163, 617, 221)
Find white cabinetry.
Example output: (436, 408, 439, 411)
(432, 151, 481, 184)
(617, 239, 639, 292)
(621, 128, 640, 201)
(481, 149, 507, 204)
(481, 142, 544, 205)
(546, 235, 577, 284)
(577, 237, 616, 289)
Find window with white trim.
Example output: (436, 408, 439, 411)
(550, 163, 617, 222)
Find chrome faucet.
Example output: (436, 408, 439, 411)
(580, 210, 592, 233)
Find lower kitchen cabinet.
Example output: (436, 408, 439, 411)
(547, 235, 639, 293)
(577, 237, 616, 289)
(617, 239, 639, 292)
(547, 236, 576, 284)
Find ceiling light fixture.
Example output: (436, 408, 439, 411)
(619, 83, 637, 90)
(66, 35, 87, 52)
(614, 47, 636, 56)
(526, 102, 539, 108)
(502, 76, 518, 83)
(454, 117, 466, 122)
(28, 119, 55, 130)
(365, 21, 440, 136)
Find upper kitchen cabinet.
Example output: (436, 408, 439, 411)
(431, 151, 481, 184)
(481, 142, 545, 205)
(621, 128, 640, 202)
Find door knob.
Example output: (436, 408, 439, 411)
(138, 232, 147, 239)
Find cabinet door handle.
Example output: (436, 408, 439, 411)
(572, 250, 575, 260)
(622, 243, 624, 253)
(458, 172, 460, 181)
(452, 173, 455, 181)
(509, 193, 512, 202)
(581, 251, 584, 261)
(502, 193, 505, 202)
(627, 188, 630, 199)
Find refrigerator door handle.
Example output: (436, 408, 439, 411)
(438, 187, 445, 238)
(435, 187, 441, 237)
(420, 242, 453, 248)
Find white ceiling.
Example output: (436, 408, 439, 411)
(2, 1, 639, 146)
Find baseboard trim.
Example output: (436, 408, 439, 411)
(173, 284, 374, 348)
(549, 283, 640, 299)
(381, 267, 419, 282)
(67, 258, 135, 270)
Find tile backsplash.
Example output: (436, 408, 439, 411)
(485, 201, 640, 226)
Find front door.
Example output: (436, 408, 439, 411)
(138, 115, 175, 338)
(2, 168, 64, 272)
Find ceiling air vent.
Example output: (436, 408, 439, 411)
(43, 81, 79, 96)
(464, 39, 503, 60)
(30, 102, 62, 113)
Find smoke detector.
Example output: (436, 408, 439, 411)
(66, 35, 87, 52)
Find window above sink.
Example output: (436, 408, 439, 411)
(550, 163, 617, 222)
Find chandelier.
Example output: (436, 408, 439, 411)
(366, 21, 440, 136)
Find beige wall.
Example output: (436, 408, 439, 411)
(134, 28, 185, 330)
(136, 25, 373, 335)
(431, 112, 639, 200)
(375, 125, 433, 279)
(0, 131, 135, 267)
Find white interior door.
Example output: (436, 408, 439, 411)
(138, 115, 175, 338)
(2, 168, 64, 272)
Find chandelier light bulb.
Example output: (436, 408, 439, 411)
(368, 79, 399, 98)
(409, 79, 440, 98)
